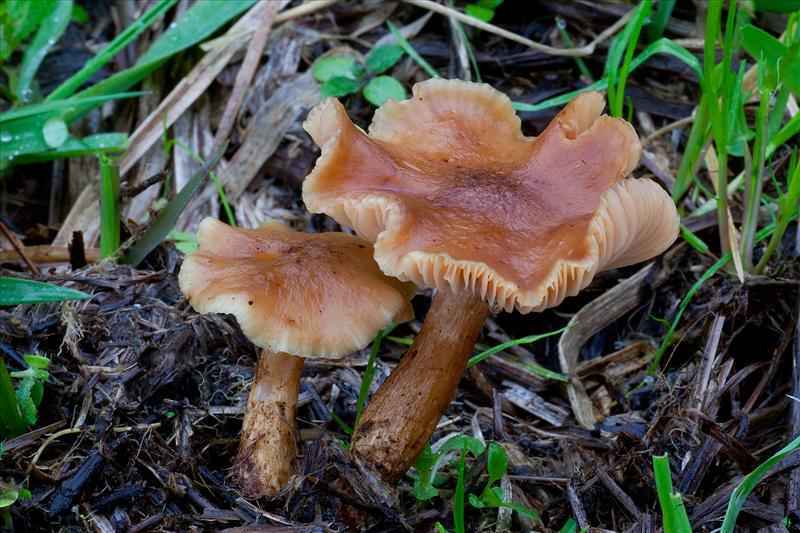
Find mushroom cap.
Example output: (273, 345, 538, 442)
(178, 218, 416, 358)
(302, 79, 679, 313)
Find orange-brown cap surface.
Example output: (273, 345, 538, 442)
(303, 79, 678, 313)
(178, 218, 415, 358)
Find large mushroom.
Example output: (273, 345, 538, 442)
(301, 79, 679, 481)
(178, 218, 415, 497)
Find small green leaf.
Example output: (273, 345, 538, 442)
(313, 56, 358, 83)
(477, 0, 504, 8)
(366, 44, 404, 74)
(0, 488, 19, 508)
(741, 24, 800, 94)
(0, 277, 90, 306)
(363, 76, 406, 106)
(465, 4, 495, 22)
(42, 117, 68, 148)
(15, 377, 37, 424)
(486, 442, 509, 483)
(439, 435, 486, 457)
(23, 354, 50, 371)
(321, 76, 362, 98)
(167, 230, 198, 254)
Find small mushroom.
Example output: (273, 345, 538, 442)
(178, 218, 415, 497)
(302, 79, 679, 481)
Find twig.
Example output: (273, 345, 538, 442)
(120, 170, 169, 198)
(593, 464, 641, 518)
(0, 245, 100, 264)
(212, 0, 281, 148)
(0, 221, 38, 274)
(403, 0, 633, 57)
(567, 480, 589, 529)
(642, 115, 695, 145)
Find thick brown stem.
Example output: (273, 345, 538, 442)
(351, 290, 490, 481)
(232, 349, 303, 498)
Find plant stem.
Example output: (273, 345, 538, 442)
(99, 155, 120, 259)
(351, 290, 490, 482)
(233, 349, 304, 498)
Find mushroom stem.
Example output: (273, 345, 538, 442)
(233, 349, 304, 498)
(351, 290, 490, 481)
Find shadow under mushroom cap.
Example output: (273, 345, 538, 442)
(302, 79, 679, 313)
(178, 218, 415, 358)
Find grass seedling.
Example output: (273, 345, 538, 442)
(653, 455, 692, 533)
(99, 155, 120, 259)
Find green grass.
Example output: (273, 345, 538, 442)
(123, 143, 227, 266)
(386, 326, 570, 381)
(653, 455, 692, 533)
(99, 155, 121, 258)
(466, 325, 570, 379)
(355, 323, 397, 427)
(0, 277, 90, 306)
(721, 435, 800, 532)
(605, 0, 652, 118)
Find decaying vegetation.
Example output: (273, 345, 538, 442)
(1, 1, 798, 531)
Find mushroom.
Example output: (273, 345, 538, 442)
(178, 217, 415, 497)
(301, 79, 679, 481)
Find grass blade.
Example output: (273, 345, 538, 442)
(46, 0, 177, 101)
(453, 446, 467, 533)
(137, 0, 256, 66)
(720, 435, 800, 533)
(14, 0, 72, 102)
(0, 277, 90, 306)
(467, 325, 570, 376)
(512, 37, 701, 113)
(0, 358, 27, 438)
(0, 92, 146, 122)
(387, 20, 440, 79)
(355, 323, 397, 426)
(123, 143, 226, 266)
(9, 133, 128, 168)
(647, 0, 676, 42)
(99, 155, 121, 259)
(653, 455, 692, 533)
(64, 0, 256, 122)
